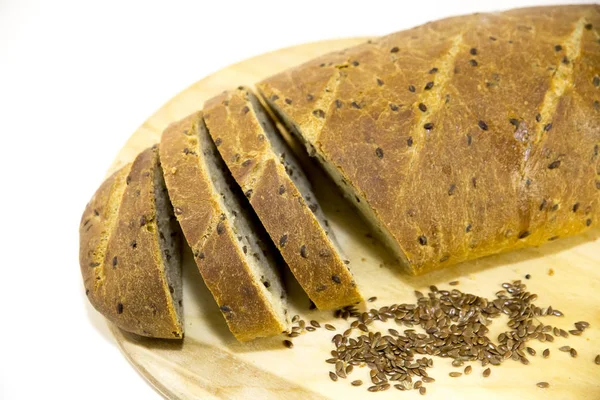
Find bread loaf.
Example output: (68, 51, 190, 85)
(258, 5, 600, 275)
(204, 87, 363, 309)
(159, 112, 290, 341)
(80, 147, 183, 339)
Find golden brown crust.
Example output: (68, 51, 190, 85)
(204, 88, 363, 309)
(80, 147, 183, 339)
(159, 112, 288, 341)
(258, 5, 600, 274)
(80, 167, 130, 297)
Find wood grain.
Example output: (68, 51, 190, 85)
(108, 38, 600, 399)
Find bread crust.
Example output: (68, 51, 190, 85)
(258, 5, 600, 274)
(159, 112, 289, 341)
(204, 88, 363, 309)
(80, 147, 183, 339)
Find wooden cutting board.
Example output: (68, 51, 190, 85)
(107, 38, 600, 399)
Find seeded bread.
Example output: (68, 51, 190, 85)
(258, 5, 600, 275)
(80, 146, 183, 339)
(159, 112, 290, 341)
(203, 88, 363, 310)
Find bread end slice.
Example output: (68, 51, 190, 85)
(80, 147, 183, 339)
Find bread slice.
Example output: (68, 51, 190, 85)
(204, 87, 363, 310)
(257, 5, 600, 275)
(159, 112, 290, 341)
(80, 146, 183, 339)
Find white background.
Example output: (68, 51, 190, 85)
(0, 0, 591, 398)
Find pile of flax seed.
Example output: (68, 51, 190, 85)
(284, 280, 597, 394)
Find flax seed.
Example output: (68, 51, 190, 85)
(543, 349, 550, 358)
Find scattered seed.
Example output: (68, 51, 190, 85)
(306, 326, 316, 332)
(575, 322, 589, 331)
(323, 279, 588, 392)
(559, 346, 571, 352)
(351, 380, 363, 386)
(449, 281, 459, 286)
(536, 382, 549, 389)
(325, 324, 336, 331)
(283, 340, 293, 349)
(553, 327, 560, 336)
(569, 330, 582, 336)
(329, 371, 338, 382)
(595, 355, 600, 365)
(311, 320, 321, 328)
(570, 348, 578, 358)
(559, 329, 568, 338)
(543, 349, 550, 358)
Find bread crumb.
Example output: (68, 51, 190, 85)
(548, 268, 555, 276)
(171, 167, 177, 175)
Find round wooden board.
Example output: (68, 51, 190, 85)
(108, 38, 600, 400)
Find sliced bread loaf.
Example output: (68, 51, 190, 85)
(80, 146, 184, 339)
(204, 87, 363, 310)
(159, 112, 290, 341)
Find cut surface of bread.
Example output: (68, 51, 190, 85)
(204, 87, 363, 310)
(80, 146, 183, 339)
(258, 5, 600, 275)
(159, 112, 290, 341)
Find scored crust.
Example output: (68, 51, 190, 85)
(258, 5, 600, 275)
(204, 87, 363, 310)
